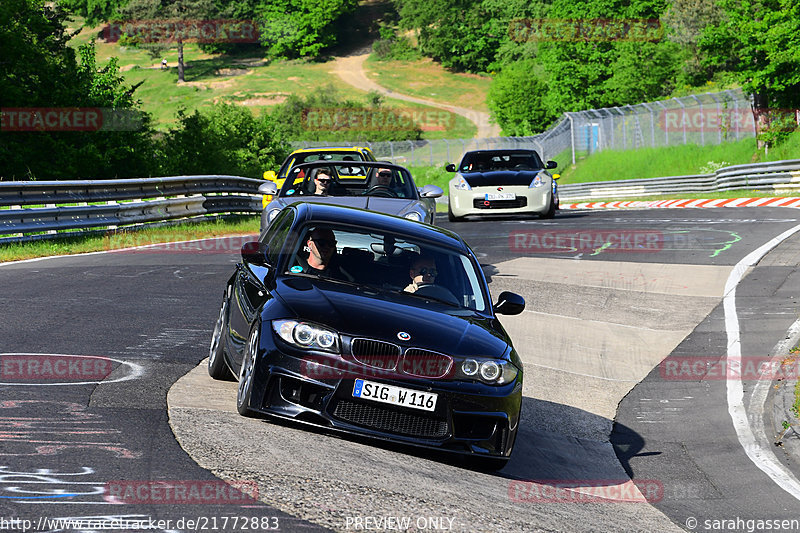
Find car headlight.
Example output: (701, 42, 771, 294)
(403, 212, 422, 222)
(454, 175, 471, 191)
(457, 358, 519, 385)
(272, 319, 340, 353)
(529, 173, 546, 188)
(267, 208, 281, 223)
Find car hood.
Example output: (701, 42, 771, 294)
(272, 196, 419, 215)
(272, 277, 509, 359)
(460, 170, 541, 188)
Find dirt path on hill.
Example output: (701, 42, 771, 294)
(331, 50, 500, 139)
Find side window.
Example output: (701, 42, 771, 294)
(262, 209, 295, 266)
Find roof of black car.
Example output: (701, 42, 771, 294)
(291, 202, 466, 250)
(463, 149, 539, 155)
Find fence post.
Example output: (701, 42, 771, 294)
(567, 113, 576, 164)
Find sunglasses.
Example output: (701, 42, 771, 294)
(316, 177, 331, 183)
(417, 267, 437, 277)
(311, 238, 336, 248)
(378, 172, 391, 177)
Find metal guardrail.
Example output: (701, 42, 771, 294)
(558, 159, 800, 201)
(3, 159, 800, 243)
(0, 176, 264, 242)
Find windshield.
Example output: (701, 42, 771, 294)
(283, 225, 487, 312)
(459, 151, 544, 173)
(279, 165, 418, 199)
(278, 151, 372, 178)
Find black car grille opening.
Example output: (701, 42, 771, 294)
(278, 376, 328, 411)
(402, 349, 453, 379)
(350, 338, 402, 370)
(453, 414, 499, 441)
(333, 400, 449, 439)
(473, 197, 528, 209)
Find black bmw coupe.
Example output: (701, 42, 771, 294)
(208, 202, 526, 467)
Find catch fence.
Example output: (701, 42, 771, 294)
(292, 89, 755, 166)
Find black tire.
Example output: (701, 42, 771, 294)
(447, 202, 463, 222)
(208, 294, 234, 380)
(236, 325, 259, 417)
(539, 196, 556, 219)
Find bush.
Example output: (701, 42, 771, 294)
(158, 104, 290, 178)
(270, 85, 423, 143)
(487, 59, 555, 136)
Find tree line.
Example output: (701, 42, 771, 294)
(0, 0, 419, 180)
(392, 0, 799, 141)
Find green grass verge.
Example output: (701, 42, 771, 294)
(0, 216, 259, 263)
(557, 129, 800, 184)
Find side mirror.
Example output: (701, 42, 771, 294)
(445, 163, 457, 172)
(552, 173, 561, 181)
(494, 291, 525, 315)
(241, 241, 270, 266)
(545, 160, 558, 170)
(258, 182, 278, 195)
(263, 170, 277, 181)
(419, 184, 443, 198)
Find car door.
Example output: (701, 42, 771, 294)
(228, 208, 295, 370)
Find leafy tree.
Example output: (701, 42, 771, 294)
(700, 0, 800, 146)
(57, 0, 128, 26)
(270, 85, 423, 142)
(535, 0, 679, 112)
(158, 103, 289, 177)
(256, 0, 358, 58)
(661, 0, 725, 85)
(487, 59, 553, 135)
(395, 0, 504, 72)
(117, 0, 216, 83)
(0, 0, 156, 180)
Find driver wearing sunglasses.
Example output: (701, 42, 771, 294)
(295, 227, 345, 280)
(313, 167, 333, 196)
(404, 255, 438, 293)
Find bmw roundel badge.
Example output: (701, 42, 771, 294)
(397, 331, 411, 341)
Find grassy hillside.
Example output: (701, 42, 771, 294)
(66, 19, 476, 138)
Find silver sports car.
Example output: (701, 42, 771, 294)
(446, 149, 559, 221)
(259, 161, 443, 233)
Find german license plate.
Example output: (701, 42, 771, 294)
(352, 379, 437, 412)
(485, 192, 515, 201)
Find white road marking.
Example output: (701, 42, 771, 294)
(0, 353, 144, 386)
(725, 223, 800, 500)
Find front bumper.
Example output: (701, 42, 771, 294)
(449, 186, 551, 218)
(242, 329, 523, 458)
